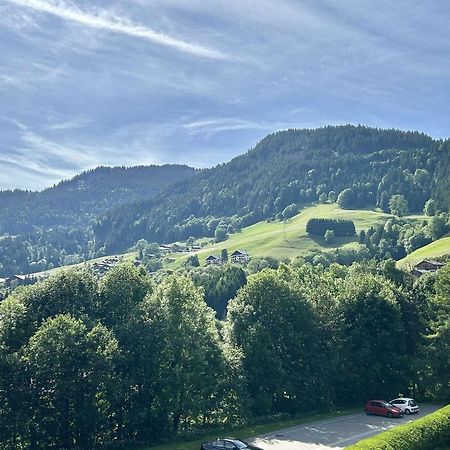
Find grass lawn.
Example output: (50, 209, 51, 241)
(140, 407, 360, 450)
(397, 236, 450, 269)
(167, 203, 419, 269)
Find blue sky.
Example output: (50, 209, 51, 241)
(1, 0, 450, 190)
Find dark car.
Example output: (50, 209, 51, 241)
(365, 400, 403, 417)
(200, 438, 263, 450)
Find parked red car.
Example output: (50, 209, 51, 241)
(365, 400, 403, 417)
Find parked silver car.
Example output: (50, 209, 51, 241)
(389, 397, 419, 414)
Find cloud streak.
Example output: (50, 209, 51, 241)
(6, 0, 228, 59)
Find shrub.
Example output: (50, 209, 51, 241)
(346, 404, 450, 450)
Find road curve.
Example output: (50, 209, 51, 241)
(248, 404, 441, 450)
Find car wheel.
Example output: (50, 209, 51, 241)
(387, 412, 393, 418)
(405, 409, 410, 415)
(365, 410, 370, 415)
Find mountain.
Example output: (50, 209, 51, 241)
(94, 125, 448, 252)
(0, 165, 196, 275)
(0, 165, 196, 234)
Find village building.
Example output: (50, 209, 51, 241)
(205, 255, 222, 266)
(231, 249, 250, 264)
(159, 244, 172, 254)
(412, 259, 446, 276)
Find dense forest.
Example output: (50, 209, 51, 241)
(0, 165, 195, 275)
(93, 126, 449, 252)
(0, 260, 448, 449)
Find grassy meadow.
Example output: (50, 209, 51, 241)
(397, 236, 450, 269)
(167, 203, 403, 268)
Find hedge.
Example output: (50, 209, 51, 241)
(346, 404, 450, 450)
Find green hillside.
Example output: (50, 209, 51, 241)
(95, 126, 444, 253)
(397, 236, 450, 268)
(168, 204, 421, 267)
(19, 204, 430, 277)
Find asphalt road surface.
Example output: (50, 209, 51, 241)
(249, 404, 442, 450)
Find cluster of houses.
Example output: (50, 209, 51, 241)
(91, 256, 122, 276)
(205, 250, 250, 266)
(159, 243, 202, 254)
(411, 259, 446, 276)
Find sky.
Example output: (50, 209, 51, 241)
(1, 0, 450, 190)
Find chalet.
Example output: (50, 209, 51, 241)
(412, 259, 446, 276)
(231, 250, 250, 264)
(171, 243, 188, 253)
(159, 244, 172, 254)
(205, 255, 222, 266)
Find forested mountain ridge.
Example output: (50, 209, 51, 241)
(0, 165, 196, 233)
(94, 125, 448, 252)
(0, 165, 196, 275)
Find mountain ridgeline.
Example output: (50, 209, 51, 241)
(0, 165, 196, 233)
(0, 165, 196, 275)
(94, 125, 449, 252)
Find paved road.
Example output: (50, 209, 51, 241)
(249, 404, 441, 450)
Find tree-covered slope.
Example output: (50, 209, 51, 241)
(0, 165, 196, 276)
(94, 125, 446, 252)
(0, 165, 196, 233)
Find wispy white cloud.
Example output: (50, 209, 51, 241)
(181, 118, 268, 137)
(21, 130, 101, 167)
(6, 0, 229, 59)
(46, 117, 90, 131)
(0, 4, 37, 30)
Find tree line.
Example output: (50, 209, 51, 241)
(0, 260, 448, 449)
(306, 218, 356, 237)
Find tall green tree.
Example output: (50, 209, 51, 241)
(422, 265, 450, 399)
(21, 269, 98, 329)
(389, 194, 409, 217)
(22, 315, 118, 449)
(141, 276, 239, 433)
(98, 263, 153, 330)
(227, 269, 319, 414)
(428, 212, 449, 241)
(423, 198, 437, 216)
(335, 271, 408, 403)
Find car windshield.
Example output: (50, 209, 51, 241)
(231, 440, 248, 449)
(383, 402, 393, 408)
(410, 400, 417, 406)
